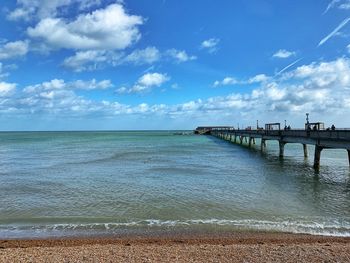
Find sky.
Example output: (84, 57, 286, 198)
(0, 0, 350, 130)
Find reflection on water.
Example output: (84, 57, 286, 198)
(0, 131, 349, 238)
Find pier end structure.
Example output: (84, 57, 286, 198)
(194, 126, 234, 135)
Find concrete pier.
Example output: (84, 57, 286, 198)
(279, 141, 285, 157)
(201, 127, 350, 169)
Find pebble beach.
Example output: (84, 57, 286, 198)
(1, 232, 350, 262)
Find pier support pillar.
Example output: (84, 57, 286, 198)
(234, 135, 237, 143)
(303, 144, 308, 158)
(279, 141, 286, 157)
(261, 139, 266, 151)
(347, 150, 350, 166)
(253, 138, 256, 145)
(240, 136, 243, 144)
(248, 137, 252, 147)
(229, 134, 232, 142)
(313, 145, 323, 169)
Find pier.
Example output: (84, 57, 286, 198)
(195, 124, 350, 169)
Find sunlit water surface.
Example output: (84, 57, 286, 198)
(0, 131, 349, 238)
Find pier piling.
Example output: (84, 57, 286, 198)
(303, 144, 308, 158)
(261, 139, 266, 151)
(313, 145, 323, 169)
(279, 141, 285, 157)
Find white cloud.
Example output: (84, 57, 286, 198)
(117, 72, 170, 94)
(2, 58, 350, 127)
(213, 74, 268, 87)
(166, 49, 197, 62)
(124, 47, 161, 65)
(62, 50, 123, 72)
(24, 78, 113, 93)
(62, 46, 195, 72)
(7, 0, 103, 20)
(272, 49, 296, 59)
(138, 73, 169, 87)
(27, 3, 143, 51)
(62, 47, 159, 72)
(7, 7, 34, 21)
(0, 82, 16, 97)
(72, 79, 113, 90)
(0, 40, 29, 60)
(200, 38, 220, 53)
(213, 77, 238, 87)
(248, 74, 269, 83)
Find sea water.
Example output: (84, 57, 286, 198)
(0, 131, 349, 238)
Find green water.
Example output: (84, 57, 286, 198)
(0, 131, 349, 238)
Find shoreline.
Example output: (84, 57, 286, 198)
(1, 232, 350, 262)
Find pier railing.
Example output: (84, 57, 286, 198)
(211, 129, 350, 141)
(207, 128, 350, 169)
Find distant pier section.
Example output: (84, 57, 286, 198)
(194, 126, 234, 135)
(194, 123, 350, 169)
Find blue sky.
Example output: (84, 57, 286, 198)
(1, 0, 350, 130)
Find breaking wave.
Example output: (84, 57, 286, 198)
(1, 218, 350, 238)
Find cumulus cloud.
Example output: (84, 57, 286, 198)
(138, 73, 169, 87)
(116, 72, 170, 94)
(272, 49, 296, 58)
(2, 58, 350, 127)
(166, 49, 197, 62)
(27, 3, 143, 51)
(0, 82, 16, 97)
(7, 0, 103, 20)
(62, 50, 123, 72)
(62, 47, 159, 72)
(200, 38, 220, 53)
(24, 78, 113, 93)
(213, 74, 269, 87)
(63, 46, 196, 72)
(0, 40, 29, 60)
(124, 47, 161, 65)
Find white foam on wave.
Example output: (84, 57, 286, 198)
(1, 218, 350, 237)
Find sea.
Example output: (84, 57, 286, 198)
(0, 131, 349, 239)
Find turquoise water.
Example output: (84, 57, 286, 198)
(0, 131, 349, 238)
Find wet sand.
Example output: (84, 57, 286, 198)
(1, 232, 350, 262)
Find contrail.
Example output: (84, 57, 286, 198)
(276, 58, 303, 75)
(323, 0, 340, 15)
(318, 17, 350, 46)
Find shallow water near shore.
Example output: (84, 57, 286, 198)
(0, 131, 349, 239)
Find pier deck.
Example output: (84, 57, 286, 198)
(196, 127, 350, 169)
